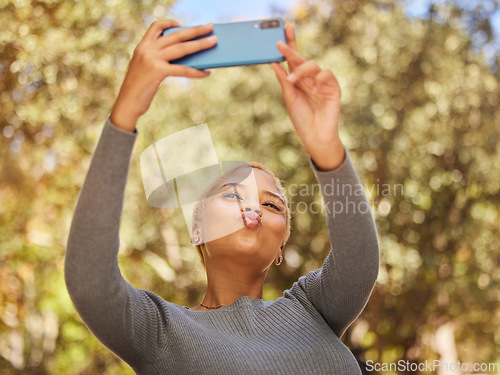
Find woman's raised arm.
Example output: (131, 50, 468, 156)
(298, 151, 380, 338)
(272, 23, 380, 338)
(64, 19, 217, 366)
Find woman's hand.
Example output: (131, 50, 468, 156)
(270, 24, 345, 171)
(110, 20, 217, 132)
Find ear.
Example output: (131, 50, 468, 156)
(191, 221, 203, 245)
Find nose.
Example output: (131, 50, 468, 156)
(243, 207, 262, 216)
(240, 196, 261, 216)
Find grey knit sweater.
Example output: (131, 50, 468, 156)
(65, 117, 380, 375)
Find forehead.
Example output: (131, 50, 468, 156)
(222, 167, 279, 192)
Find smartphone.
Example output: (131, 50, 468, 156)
(161, 18, 286, 70)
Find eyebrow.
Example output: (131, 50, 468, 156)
(218, 182, 285, 205)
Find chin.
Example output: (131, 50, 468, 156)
(228, 229, 263, 253)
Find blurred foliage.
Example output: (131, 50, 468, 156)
(1, 0, 499, 374)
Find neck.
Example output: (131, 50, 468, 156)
(201, 259, 267, 307)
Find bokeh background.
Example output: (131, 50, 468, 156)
(1, 0, 499, 374)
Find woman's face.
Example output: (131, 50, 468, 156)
(199, 167, 287, 270)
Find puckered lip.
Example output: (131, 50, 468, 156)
(242, 211, 261, 227)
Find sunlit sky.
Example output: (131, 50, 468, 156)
(168, 0, 500, 44)
(169, 0, 301, 24)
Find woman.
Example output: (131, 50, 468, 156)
(65, 19, 380, 374)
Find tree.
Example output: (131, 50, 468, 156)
(290, 0, 499, 372)
(1, 0, 498, 373)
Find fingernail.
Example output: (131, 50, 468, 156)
(287, 73, 296, 82)
(208, 35, 217, 42)
(312, 85, 317, 93)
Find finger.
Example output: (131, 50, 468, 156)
(314, 69, 337, 85)
(276, 40, 306, 71)
(163, 64, 212, 79)
(287, 60, 322, 83)
(270, 62, 296, 98)
(313, 69, 341, 95)
(270, 62, 287, 84)
(160, 23, 214, 47)
(142, 19, 182, 43)
(161, 35, 217, 61)
(285, 23, 298, 52)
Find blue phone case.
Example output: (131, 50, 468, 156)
(161, 18, 286, 70)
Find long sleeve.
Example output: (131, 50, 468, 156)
(64, 117, 378, 374)
(293, 150, 380, 338)
(64, 117, 168, 368)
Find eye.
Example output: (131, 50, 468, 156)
(222, 192, 243, 200)
(263, 202, 281, 212)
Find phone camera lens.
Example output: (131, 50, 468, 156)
(260, 20, 279, 29)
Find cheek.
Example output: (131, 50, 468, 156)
(201, 198, 244, 240)
(263, 212, 287, 236)
(203, 198, 241, 221)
